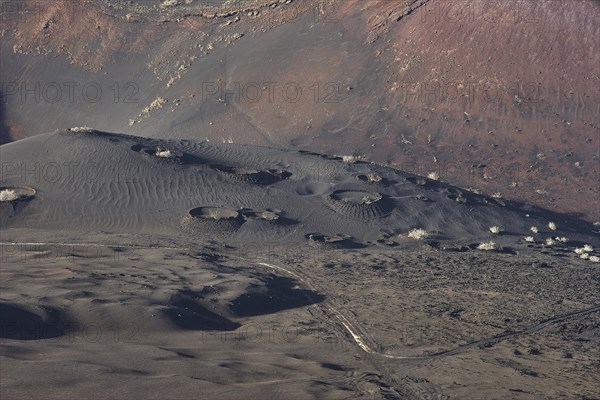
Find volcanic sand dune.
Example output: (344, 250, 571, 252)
(0, 246, 369, 400)
(2, 129, 597, 253)
(1, 230, 598, 399)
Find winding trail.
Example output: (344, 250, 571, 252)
(254, 262, 408, 358)
(256, 260, 600, 360)
(1, 241, 598, 362)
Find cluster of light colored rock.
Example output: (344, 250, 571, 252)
(574, 245, 598, 262)
(407, 228, 429, 240)
(477, 241, 497, 251)
(0, 189, 18, 202)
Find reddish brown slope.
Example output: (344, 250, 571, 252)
(1, 0, 598, 220)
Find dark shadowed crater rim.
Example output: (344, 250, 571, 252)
(212, 165, 292, 185)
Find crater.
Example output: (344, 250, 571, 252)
(189, 207, 240, 220)
(305, 233, 365, 249)
(325, 190, 394, 219)
(448, 194, 467, 204)
(130, 144, 204, 165)
(357, 173, 397, 185)
(406, 176, 427, 186)
(242, 209, 280, 221)
(213, 165, 291, 185)
(241, 209, 298, 226)
(0, 186, 36, 202)
(180, 207, 244, 236)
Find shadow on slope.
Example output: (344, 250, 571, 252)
(0, 302, 67, 340)
(165, 290, 241, 331)
(230, 275, 325, 317)
(0, 91, 11, 145)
